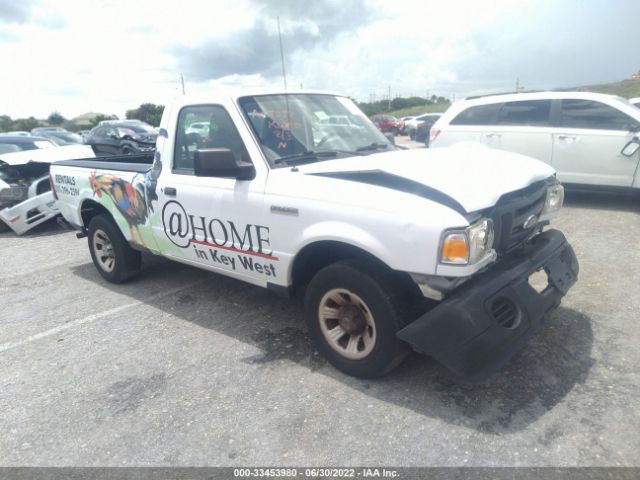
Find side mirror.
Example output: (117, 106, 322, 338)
(108, 132, 119, 140)
(194, 148, 255, 180)
(621, 138, 640, 157)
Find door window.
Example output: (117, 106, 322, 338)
(560, 99, 636, 131)
(496, 100, 551, 126)
(174, 105, 250, 172)
(92, 126, 106, 138)
(450, 103, 501, 125)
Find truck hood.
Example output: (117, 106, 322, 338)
(297, 143, 555, 212)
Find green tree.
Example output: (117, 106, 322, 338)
(47, 111, 66, 125)
(390, 97, 410, 110)
(126, 103, 164, 126)
(12, 117, 40, 131)
(0, 115, 12, 132)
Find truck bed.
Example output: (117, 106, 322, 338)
(54, 153, 154, 173)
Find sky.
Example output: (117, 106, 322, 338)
(1, 0, 639, 119)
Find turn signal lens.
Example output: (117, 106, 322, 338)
(441, 233, 469, 264)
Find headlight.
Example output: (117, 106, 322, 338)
(440, 218, 494, 265)
(540, 182, 564, 217)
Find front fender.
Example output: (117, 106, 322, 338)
(287, 221, 398, 282)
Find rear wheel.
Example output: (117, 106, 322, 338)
(88, 214, 141, 283)
(304, 260, 411, 378)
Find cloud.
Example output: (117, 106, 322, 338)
(0, 0, 35, 23)
(0, 0, 66, 29)
(444, 0, 640, 94)
(170, 0, 376, 81)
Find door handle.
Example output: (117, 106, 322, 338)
(557, 135, 577, 140)
(164, 186, 177, 196)
(484, 132, 501, 138)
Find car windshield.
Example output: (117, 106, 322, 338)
(119, 123, 155, 134)
(238, 94, 395, 166)
(0, 140, 52, 154)
(49, 132, 83, 144)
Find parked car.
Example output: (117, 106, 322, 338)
(77, 130, 91, 142)
(84, 122, 157, 156)
(0, 145, 95, 234)
(318, 115, 364, 128)
(36, 131, 83, 146)
(31, 127, 67, 135)
(629, 97, 640, 108)
(3, 131, 31, 137)
(430, 91, 640, 191)
(406, 113, 442, 140)
(414, 114, 442, 144)
(185, 121, 210, 138)
(98, 119, 153, 128)
(371, 114, 402, 135)
(399, 116, 415, 135)
(0, 135, 56, 155)
(50, 88, 577, 379)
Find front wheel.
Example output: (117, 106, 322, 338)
(88, 214, 141, 283)
(304, 260, 411, 378)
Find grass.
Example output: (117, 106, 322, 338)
(384, 79, 640, 119)
(566, 79, 640, 99)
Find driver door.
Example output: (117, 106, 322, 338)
(154, 104, 271, 285)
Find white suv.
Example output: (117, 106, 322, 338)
(430, 92, 640, 190)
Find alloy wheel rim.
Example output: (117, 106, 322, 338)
(93, 228, 115, 272)
(318, 288, 376, 360)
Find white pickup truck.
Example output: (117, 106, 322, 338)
(50, 89, 579, 379)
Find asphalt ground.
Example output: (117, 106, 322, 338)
(0, 150, 639, 466)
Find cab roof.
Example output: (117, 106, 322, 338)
(170, 88, 345, 109)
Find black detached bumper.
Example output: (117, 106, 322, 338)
(397, 229, 579, 379)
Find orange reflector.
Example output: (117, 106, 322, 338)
(441, 235, 469, 264)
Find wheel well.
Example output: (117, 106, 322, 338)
(290, 241, 420, 297)
(80, 199, 111, 228)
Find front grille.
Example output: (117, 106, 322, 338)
(491, 298, 519, 329)
(490, 181, 547, 255)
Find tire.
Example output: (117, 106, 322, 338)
(122, 147, 133, 155)
(409, 130, 416, 141)
(0, 220, 11, 233)
(87, 214, 142, 283)
(304, 260, 411, 378)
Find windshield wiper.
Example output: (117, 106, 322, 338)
(274, 149, 362, 165)
(355, 142, 391, 153)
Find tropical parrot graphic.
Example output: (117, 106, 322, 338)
(89, 171, 149, 247)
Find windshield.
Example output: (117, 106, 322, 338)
(0, 140, 53, 154)
(49, 132, 83, 144)
(118, 123, 156, 134)
(238, 94, 395, 166)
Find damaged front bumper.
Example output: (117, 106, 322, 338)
(0, 190, 59, 235)
(397, 229, 579, 378)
